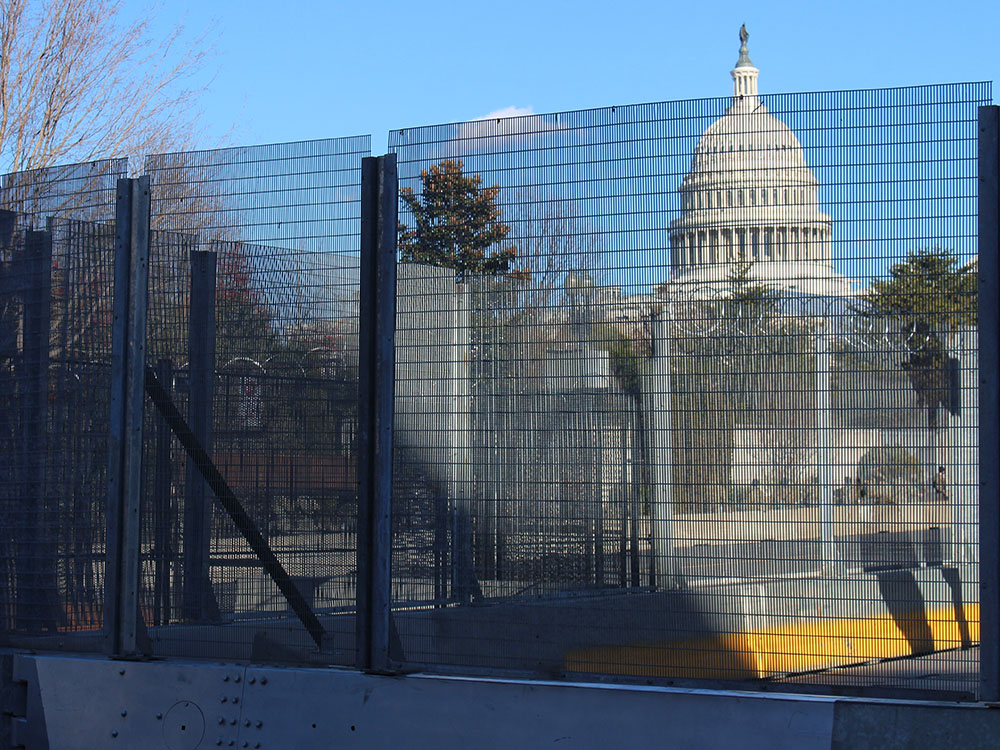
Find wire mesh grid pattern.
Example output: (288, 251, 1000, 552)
(0, 159, 124, 642)
(388, 81, 989, 694)
(140, 137, 369, 661)
(0, 81, 992, 701)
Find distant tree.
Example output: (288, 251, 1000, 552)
(858, 247, 976, 428)
(0, 0, 212, 174)
(505, 188, 598, 309)
(594, 323, 647, 397)
(398, 160, 523, 282)
(215, 243, 278, 365)
(725, 261, 778, 309)
(859, 247, 976, 328)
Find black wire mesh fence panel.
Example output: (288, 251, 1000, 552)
(142, 137, 369, 661)
(387, 79, 989, 696)
(0, 160, 123, 644)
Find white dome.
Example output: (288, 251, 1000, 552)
(692, 106, 812, 177)
(667, 28, 849, 296)
(670, 100, 831, 234)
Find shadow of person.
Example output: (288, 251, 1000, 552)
(876, 570, 935, 656)
(940, 566, 972, 650)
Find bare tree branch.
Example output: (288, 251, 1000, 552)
(0, 0, 214, 173)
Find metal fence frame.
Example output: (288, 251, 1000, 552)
(978, 104, 999, 703)
(1, 97, 995, 704)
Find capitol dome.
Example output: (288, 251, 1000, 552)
(668, 27, 850, 296)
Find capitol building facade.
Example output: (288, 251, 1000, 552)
(668, 29, 852, 296)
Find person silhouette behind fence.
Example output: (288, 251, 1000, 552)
(932, 465, 948, 502)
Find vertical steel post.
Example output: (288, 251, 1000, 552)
(816, 319, 835, 577)
(104, 176, 151, 656)
(356, 154, 397, 672)
(17, 229, 54, 631)
(979, 105, 1000, 702)
(644, 315, 681, 590)
(152, 358, 173, 626)
(441, 283, 470, 602)
(628, 401, 641, 587)
(595, 405, 605, 587)
(182, 250, 217, 621)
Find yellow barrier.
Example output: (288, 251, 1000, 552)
(565, 604, 980, 681)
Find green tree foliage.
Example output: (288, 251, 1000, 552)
(859, 247, 976, 327)
(725, 261, 778, 309)
(593, 324, 646, 396)
(858, 247, 976, 428)
(398, 160, 522, 282)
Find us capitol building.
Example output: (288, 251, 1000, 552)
(667, 27, 852, 296)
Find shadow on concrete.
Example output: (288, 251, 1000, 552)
(876, 570, 934, 656)
(940, 566, 972, 650)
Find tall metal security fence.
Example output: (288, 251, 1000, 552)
(0, 159, 125, 643)
(0, 82, 994, 703)
(136, 138, 369, 661)
(388, 81, 989, 695)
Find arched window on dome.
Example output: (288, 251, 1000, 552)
(773, 189, 778, 204)
(762, 190, 768, 205)
(738, 190, 744, 206)
(783, 188, 788, 203)
(750, 191, 756, 206)
(727, 190, 733, 206)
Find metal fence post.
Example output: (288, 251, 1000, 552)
(182, 250, 218, 622)
(152, 358, 173, 626)
(816, 319, 835, 577)
(17, 228, 55, 631)
(644, 315, 682, 590)
(440, 282, 470, 602)
(979, 104, 1000, 702)
(104, 176, 151, 657)
(357, 154, 398, 671)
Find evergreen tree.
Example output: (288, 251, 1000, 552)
(726, 261, 778, 309)
(859, 247, 976, 327)
(858, 247, 976, 428)
(398, 160, 522, 282)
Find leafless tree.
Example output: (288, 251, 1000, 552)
(0, 0, 213, 174)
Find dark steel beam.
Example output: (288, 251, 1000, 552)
(182, 249, 218, 622)
(356, 154, 398, 672)
(104, 177, 151, 657)
(144, 367, 326, 649)
(979, 105, 1000, 702)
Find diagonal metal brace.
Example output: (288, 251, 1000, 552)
(143, 365, 327, 649)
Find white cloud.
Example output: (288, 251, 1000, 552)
(453, 105, 567, 151)
(475, 105, 536, 120)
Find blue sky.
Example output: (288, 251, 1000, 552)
(126, 0, 999, 153)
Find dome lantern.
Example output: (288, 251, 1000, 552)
(731, 24, 759, 107)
